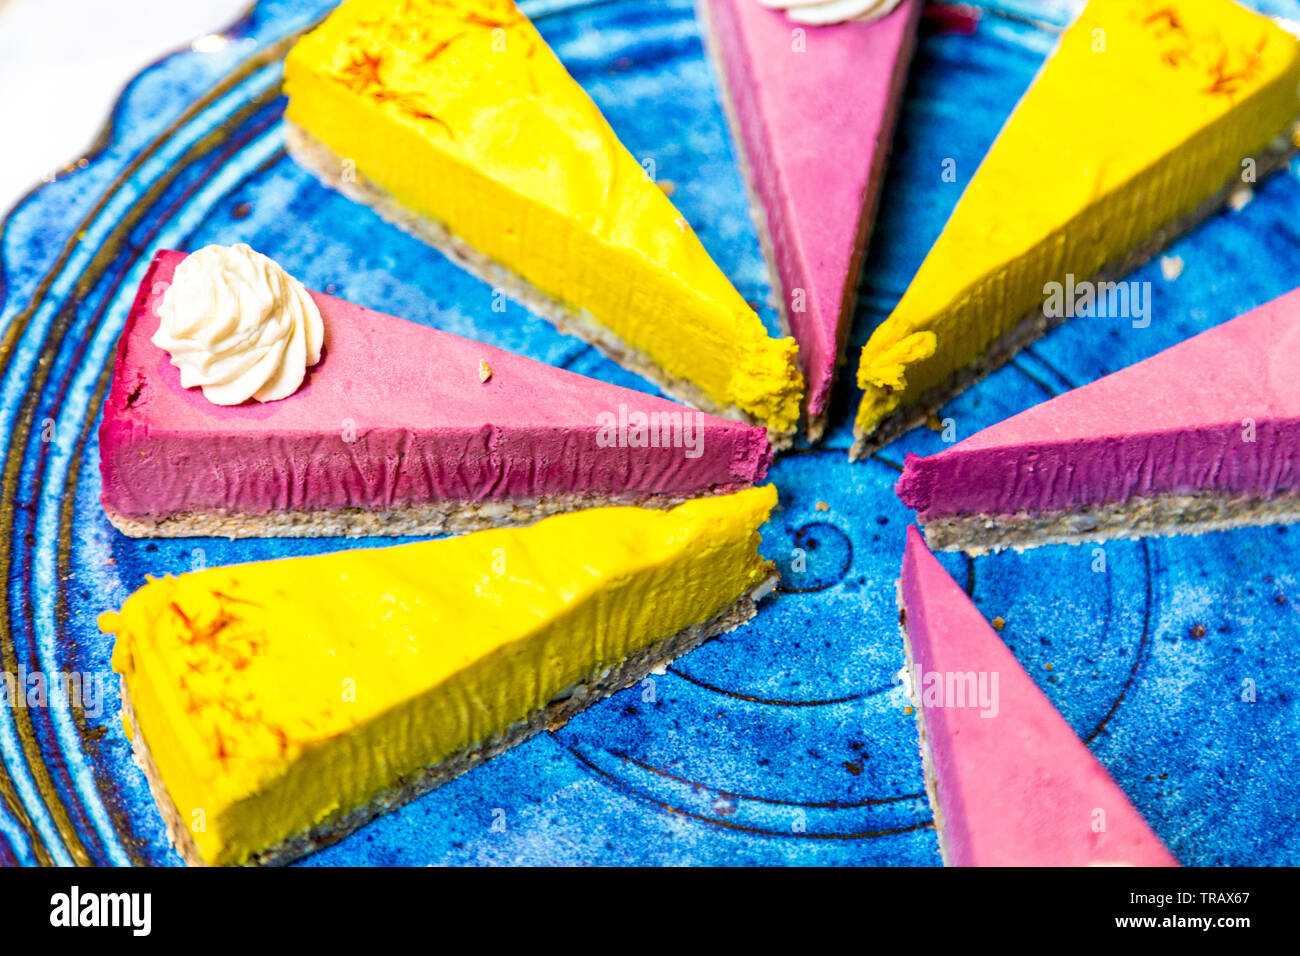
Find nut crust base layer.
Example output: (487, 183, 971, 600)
(918, 491, 1300, 556)
(103, 487, 732, 539)
(896, 583, 950, 866)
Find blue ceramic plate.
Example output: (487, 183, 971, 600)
(1, 0, 1298, 866)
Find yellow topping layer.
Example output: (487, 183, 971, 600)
(854, 0, 1300, 442)
(283, 0, 802, 436)
(103, 487, 777, 866)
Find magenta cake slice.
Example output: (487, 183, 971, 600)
(700, 0, 921, 439)
(99, 250, 772, 538)
(899, 527, 1179, 867)
(897, 288, 1300, 553)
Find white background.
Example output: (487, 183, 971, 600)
(0, 0, 251, 218)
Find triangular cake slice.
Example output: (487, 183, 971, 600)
(851, 0, 1300, 457)
(283, 0, 803, 444)
(99, 249, 772, 538)
(102, 486, 778, 866)
(899, 527, 1179, 866)
(699, 0, 921, 439)
(898, 288, 1300, 553)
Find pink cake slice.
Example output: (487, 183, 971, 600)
(700, 0, 921, 439)
(900, 526, 1179, 867)
(99, 250, 772, 538)
(897, 288, 1300, 553)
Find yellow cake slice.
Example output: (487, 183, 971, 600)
(283, 0, 803, 444)
(851, 0, 1300, 458)
(101, 487, 778, 866)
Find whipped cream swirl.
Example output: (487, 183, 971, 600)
(756, 0, 904, 26)
(153, 243, 324, 406)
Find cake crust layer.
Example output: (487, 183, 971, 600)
(896, 581, 951, 865)
(918, 491, 1300, 555)
(103, 488, 714, 539)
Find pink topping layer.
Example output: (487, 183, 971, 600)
(901, 527, 1178, 866)
(898, 288, 1300, 520)
(705, 0, 920, 421)
(99, 251, 772, 518)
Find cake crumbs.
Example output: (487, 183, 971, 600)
(991, 616, 1005, 630)
(657, 179, 676, 197)
(1159, 254, 1184, 281)
(903, 704, 914, 716)
(1189, 624, 1207, 639)
(1227, 185, 1254, 212)
(815, 501, 829, 512)
(478, 359, 492, 383)
(1044, 662, 1053, 671)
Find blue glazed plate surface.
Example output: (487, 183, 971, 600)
(1, 0, 1298, 866)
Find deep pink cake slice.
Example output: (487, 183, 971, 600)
(700, 0, 921, 438)
(900, 527, 1179, 867)
(99, 250, 772, 538)
(897, 288, 1300, 553)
